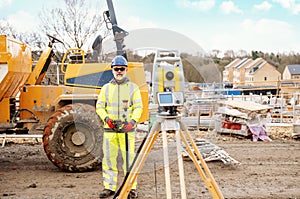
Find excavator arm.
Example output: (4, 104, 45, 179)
(104, 0, 128, 57)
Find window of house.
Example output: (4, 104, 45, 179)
(264, 77, 267, 81)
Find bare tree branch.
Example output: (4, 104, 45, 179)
(39, 0, 106, 49)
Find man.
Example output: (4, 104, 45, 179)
(96, 55, 143, 198)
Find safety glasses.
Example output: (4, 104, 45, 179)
(113, 67, 126, 72)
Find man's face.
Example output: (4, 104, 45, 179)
(112, 66, 127, 81)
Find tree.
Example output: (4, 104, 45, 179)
(0, 20, 22, 39)
(224, 50, 235, 58)
(39, 0, 107, 49)
(251, 50, 258, 60)
(211, 49, 221, 58)
(0, 20, 44, 53)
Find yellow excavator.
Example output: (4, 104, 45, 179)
(0, 0, 148, 171)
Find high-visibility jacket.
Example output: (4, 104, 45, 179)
(96, 77, 143, 131)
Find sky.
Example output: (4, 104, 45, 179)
(1, 0, 300, 55)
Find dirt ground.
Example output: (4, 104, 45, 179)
(0, 131, 299, 199)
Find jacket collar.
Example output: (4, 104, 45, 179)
(110, 76, 130, 85)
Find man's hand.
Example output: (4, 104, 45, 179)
(122, 120, 135, 132)
(123, 122, 133, 132)
(105, 117, 115, 129)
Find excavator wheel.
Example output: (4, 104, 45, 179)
(43, 103, 103, 172)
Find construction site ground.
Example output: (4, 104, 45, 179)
(0, 131, 299, 199)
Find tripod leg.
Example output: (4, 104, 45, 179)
(162, 130, 172, 199)
(180, 130, 224, 199)
(175, 130, 187, 199)
(117, 123, 161, 199)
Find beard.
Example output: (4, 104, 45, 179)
(114, 73, 126, 81)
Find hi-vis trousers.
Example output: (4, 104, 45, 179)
(102, 132, 137, 191)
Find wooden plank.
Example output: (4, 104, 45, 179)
(220, 100, 272, 112)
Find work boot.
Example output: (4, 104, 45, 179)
(129, 189, 138, 199)
(99, 189, 115, 198)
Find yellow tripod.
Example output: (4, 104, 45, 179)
(115, 114, 224, 199)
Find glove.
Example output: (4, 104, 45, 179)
(105, 117, 115, 129)
(123, 122, 133, 132)
(122, 120, 135, 132)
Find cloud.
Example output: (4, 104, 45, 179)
(209, 18, 298, 53)
(0, 0, 13, 9)
(176, 0, 215, 11)
(7, 11, 37, 32)
(254, 1, 272, 11)
(121, 16, 158, 31)
(272, 0, 300, 14)
(241, 18, 292, 35)
(220, 1, 243, 14)
(273, 0, 293, 8)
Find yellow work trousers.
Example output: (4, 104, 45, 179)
(102, 132, 137, 191)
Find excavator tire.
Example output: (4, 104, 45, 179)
(43, 103, 103, 172)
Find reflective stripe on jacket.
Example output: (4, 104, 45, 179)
(96, 77, 143, 129)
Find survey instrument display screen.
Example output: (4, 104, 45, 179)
(157, 92, 174, 106)
(160, 93, 172, 103)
